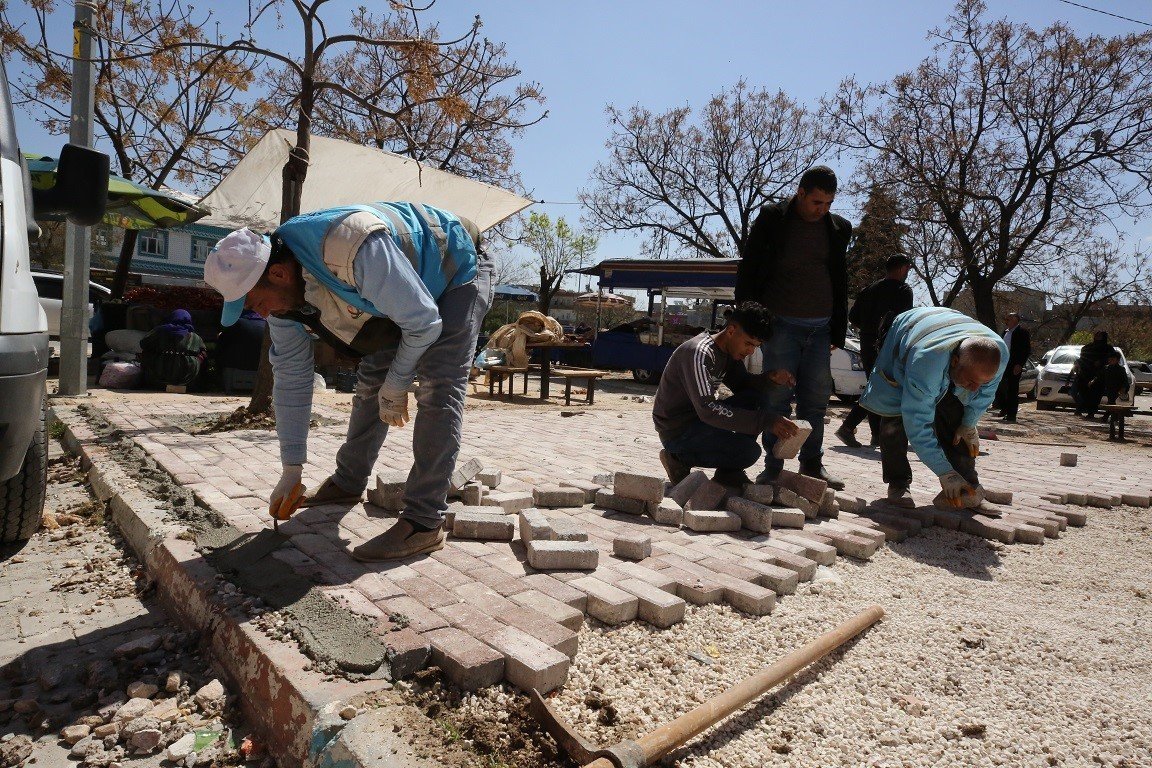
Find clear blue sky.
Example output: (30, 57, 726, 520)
(8, 0, 1151, 284)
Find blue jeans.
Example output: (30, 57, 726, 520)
(661, 391, 762, 471)
(758, 318, 832, 473)
(332, 252, 494, 527)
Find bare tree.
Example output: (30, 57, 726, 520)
(0, 0, 260, 298)
(580, 81, 832, 259)
(1037, 240, 1150, 345)
(830, 0, 1152, 329)
(520, 212, 598, 316)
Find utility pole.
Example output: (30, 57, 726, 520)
(58, 0, 97, 395)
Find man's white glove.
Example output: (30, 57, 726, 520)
(270, 464, 304, 517)
(378, 388, 410, 427)
(939, 470, 973, 502)
(953, 425, 980, 457)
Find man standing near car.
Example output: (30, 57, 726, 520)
(835, 255, 914, 447)
(995, 312, 1031, 423)
(736, 166, 852, 490)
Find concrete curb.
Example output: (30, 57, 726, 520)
(49, 404, 441, 768)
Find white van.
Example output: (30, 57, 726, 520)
(1034, 344, 1136, 411)
(0, 60, 108, 542)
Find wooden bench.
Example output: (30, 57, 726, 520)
(551, 367, 609, 406)
(1101, 403, 1137, 441)
(486, 365, 530, 400)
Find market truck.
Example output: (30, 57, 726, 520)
(0, 61, 109, 543)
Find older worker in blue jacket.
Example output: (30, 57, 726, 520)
(860, 307, 1007, 508)
(204, 202, 492, 561)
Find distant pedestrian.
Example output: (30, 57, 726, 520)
(995, 312, 1032, 423)
(1099, 350, 1130, 407)
(735, 166, 853, 490)
(835, 255, 913, 447)
(1074, 330, 1116, 418)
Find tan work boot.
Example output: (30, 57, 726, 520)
(886, 484, 915, 509)
(352, 519, 446, 562)
(659, 449, 692, 485)
(300, 476, 364, 508)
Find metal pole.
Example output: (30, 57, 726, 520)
(58, 0, 97, 395)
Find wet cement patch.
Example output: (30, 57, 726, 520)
(68, 404, 390, 678)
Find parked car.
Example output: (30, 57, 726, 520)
(1019, 356, 1039, 398)
(1127, 360, 1152, 395)
(744, 336, 868, 403)
(31, 270, 111, 337)
(1, 58, 109, 543)
(1034, 345, 1136, 411)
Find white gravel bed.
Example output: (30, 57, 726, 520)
(533, 504, 1152, 767)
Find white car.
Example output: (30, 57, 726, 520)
(1127, 361, 1152, 395)
(1035, 344, 1136, 411)
(31, 270, 111, 338)
(745, 336, 868, 402)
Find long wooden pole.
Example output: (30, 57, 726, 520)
(584, 604, 884, 768)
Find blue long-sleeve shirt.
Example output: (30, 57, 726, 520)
(268, 232, 443, 466)
(860, 307, 1007, 477)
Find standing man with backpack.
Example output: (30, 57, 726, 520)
(835, 255, 914, 447)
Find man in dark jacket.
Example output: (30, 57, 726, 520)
(835, 255, 914, 447)
(735, 166, 853, 489)
(1074, 330, 1116, 418)
(995, 312, 1032, 423)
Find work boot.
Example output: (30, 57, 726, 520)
(886, 484, 915, 509)
(712, 468, 752, 489)
(659, 449, 692, 485)
(352, 519, 446, 562)
(834, 424, 862, 448)
(800, 461, 846, 491)
(300, 476, 364, 508)
(754, 467, 780, 485)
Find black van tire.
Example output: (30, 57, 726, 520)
(0, 398, 48, 544)
(632, 368, 661, 385)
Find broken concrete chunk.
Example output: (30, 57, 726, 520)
(532, 485, 587, 508)
(771, 419, 813, 460)
(613, 472, 666, 504)
(460, 481, 486, 506)
(649, 497, 684, 527)
(591, 472, 615, 487)
(594, 489, 647, 515)
(613, 533, 653, 561)
(369, 470, 407, 510)
(526, 540, 599, 570)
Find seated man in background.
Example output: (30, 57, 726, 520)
(214, 307, 266, 376)
(138, 309, 207, 391)
(859, 307, 1007, 508)
(652, 301, 799, 487)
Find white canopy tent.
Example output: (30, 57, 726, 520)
(197, 129, 533, 232)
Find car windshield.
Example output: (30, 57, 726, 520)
(1049, 350, 1079, 365)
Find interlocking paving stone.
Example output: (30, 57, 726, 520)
(668, 471, 709, 508)
(533, 485, 587, 508)
(725, 496, 773, 533)
(452, 511, 516, 541)
(771, 419, 813, 460)
(613, 472, 666, 504)
(683, 509, 742, 532)
(613, 533, 652, 561)
(425, 627, 505, 691)
(773, 469, 828, 503)
(510, 590, 585, 631)
(594, 489, 647, 515)
(614, 578, 686, 628)
(525, 540, 599, 570)
(650, 497, 684, 527)
(569, 576, 639, 625)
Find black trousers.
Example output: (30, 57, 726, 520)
(878, 391, 978, 489)
(997, 367, 1022, 419)
(841, 342, 880, 438)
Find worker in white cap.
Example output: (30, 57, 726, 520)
(204, 202, 491, 560)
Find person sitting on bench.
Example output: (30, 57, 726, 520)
(652, 301, 799, 487)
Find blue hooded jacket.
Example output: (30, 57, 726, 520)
(860, 307, 1007, 476)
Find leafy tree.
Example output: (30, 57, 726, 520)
(845, 186, 907, 296)
(831, 0, 1152, 328)
(580, 81, 832, 259)
(0, 0, 260, 298)
(520, 212, 598, 316)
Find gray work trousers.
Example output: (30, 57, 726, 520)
(332, 253, 493, 527)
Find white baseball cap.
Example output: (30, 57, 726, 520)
(204, 228, 270, 326)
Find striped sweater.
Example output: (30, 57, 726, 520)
(652, 332, 774, 442)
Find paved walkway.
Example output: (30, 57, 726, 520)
(52, 390, 1152, 698)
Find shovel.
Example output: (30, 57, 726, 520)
(529, 604, 884, 768)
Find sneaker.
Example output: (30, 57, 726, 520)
(834, 425, 862, 448)
(352, 519, 446, 561)
(659, 449, 692, 485)
(754, 467, 780, 485)
(800, 461, 846, 491)
(712, 468, 752, 488)
(300, 476, 364, 508)
(885, 484, 915, 508)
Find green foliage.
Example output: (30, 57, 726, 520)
(521, 212, 598, 315)
(846, 186, 906, 296)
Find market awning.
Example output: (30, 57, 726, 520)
(197, 129, 533, 233)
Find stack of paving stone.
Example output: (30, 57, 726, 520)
(351, 464, 1115, 696)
